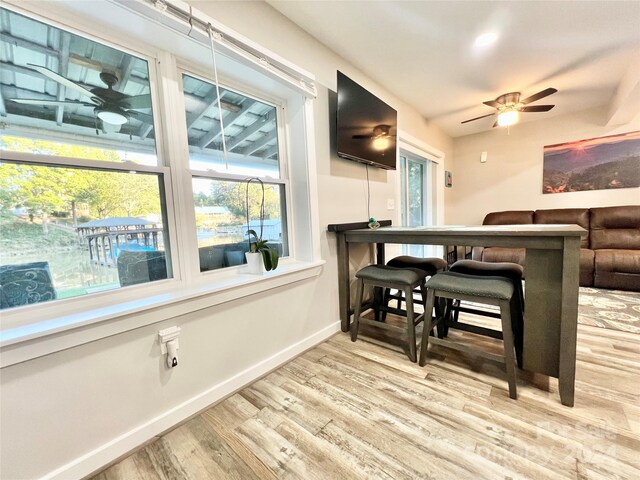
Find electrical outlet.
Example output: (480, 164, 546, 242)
(387, 199, 395, 210)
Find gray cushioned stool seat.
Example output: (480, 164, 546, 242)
(426, 271, 514, 300)
(356, 265, 427, 286)
(387, 256, 447, 276)
(382, 257, 447, 325)
(449, 259, 523, 283)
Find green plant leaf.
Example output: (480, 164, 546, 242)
(261, 248, 272, 271)
(269, 248, 279, 270)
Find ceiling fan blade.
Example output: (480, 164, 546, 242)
(520, 105, 555, 113)
(26, 64, 96, 99)
(122, 94, 152, 109)
(127, 110, 154, 123)
(461, 113, 495, 124)
(520, 87, 557, 105)
(492, 120, 499, 128)
(482, 100, 502, 108)
(9, 99, 95, 107)
(352, 134, 374, 139)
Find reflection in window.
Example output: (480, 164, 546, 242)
(0, 7, 157, 165)
(182, 74, 280, 177)
(193, 177, 288, 272)
(0, 162, 171, 310)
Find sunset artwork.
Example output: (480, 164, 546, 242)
(542, 131, 640, 194)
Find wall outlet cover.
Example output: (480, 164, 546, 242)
(387, 199, 395, 210)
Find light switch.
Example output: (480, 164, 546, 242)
(480, 151, 488, 163)
(387, 199, 395, 210)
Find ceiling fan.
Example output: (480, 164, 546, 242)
(352, 124, 396, 150)
(351, 124, 395, 140)
(8, 64, 153, 129)
(461, 87, 558, 127)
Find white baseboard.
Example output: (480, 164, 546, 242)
(42, 321, 342, 480)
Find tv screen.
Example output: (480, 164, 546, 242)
(336, 71, 398, 170)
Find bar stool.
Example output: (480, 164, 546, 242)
(381, 256, 447, 321)
(419, 272, 518, 399)
(351, 265, 428, 362)
(448, 260, 524, 367)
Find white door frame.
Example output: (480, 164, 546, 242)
(397, 130, 445, 257)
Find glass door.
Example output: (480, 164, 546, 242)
(400, 151, 429, 257)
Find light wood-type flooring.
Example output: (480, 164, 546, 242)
(93, 315, 640, 480)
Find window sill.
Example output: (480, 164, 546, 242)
(0, 259, 325, 368)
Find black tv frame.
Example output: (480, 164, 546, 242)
(336, 71, 398, 170)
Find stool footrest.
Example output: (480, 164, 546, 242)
(358, 318, 407, 334)
(445, 320, 503, 339)
(456, 305, 501, 319)
(428, 337, 506, 364)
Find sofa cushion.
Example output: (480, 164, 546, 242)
(595, 249, 640, 274)
(594, 249, 640, 291)
(483, 210, 534, 225)
(590, 205, 640, 250)
(534, 208, 590, 248)
(480, 247, 526, 266)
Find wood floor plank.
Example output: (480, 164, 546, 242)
(92, 321, 640, 480)
(201, 410, 278, 480)
(240, 378, 332, 434)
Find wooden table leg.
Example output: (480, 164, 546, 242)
(373, 243, 386, 321)
(376, 243, 385, 265)
(559, 237, 580, 407)
(523, 248, 563, 378)
(337, 232, 351, 332)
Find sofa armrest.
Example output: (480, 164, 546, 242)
(471, 247, 484, 261)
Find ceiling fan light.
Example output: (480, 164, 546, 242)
(474, 32, 498, 49)
(497, 109, 519, 127)
(97, 109, 128, 125)
(373, 136, 390, 150)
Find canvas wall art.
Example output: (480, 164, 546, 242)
(542, 130, 640, 194)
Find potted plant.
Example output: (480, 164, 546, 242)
(245, 177, 279, 274)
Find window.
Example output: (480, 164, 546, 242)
(0, 3, 316, 323)
(181, 72, 290, 272)
(0, 8, 171, 311)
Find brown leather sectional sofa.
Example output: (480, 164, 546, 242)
(472, 205, 640, 291)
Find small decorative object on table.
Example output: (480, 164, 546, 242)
(368, 217, 381, 230)
(245, 177, 279, 273)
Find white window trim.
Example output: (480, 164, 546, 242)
(0, 2, 323, 363)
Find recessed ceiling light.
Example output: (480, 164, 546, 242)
(474, 32, 499, 49)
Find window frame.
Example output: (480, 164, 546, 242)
(0, 5, 183, 324)
(174, 63, 295, 276)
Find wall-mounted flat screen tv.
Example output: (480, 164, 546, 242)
(336, 71, 398, 170)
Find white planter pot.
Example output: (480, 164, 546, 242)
(245, 252, 263, 275)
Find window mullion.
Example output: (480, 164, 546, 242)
(156, 51, 201, 286)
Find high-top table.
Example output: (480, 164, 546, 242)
(327, 222, 586, 407)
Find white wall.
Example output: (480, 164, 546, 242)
(447, 106, 640, 225)
(0, 2, 452, 479)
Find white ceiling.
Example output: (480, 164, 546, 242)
(268, 0, 640, 138)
